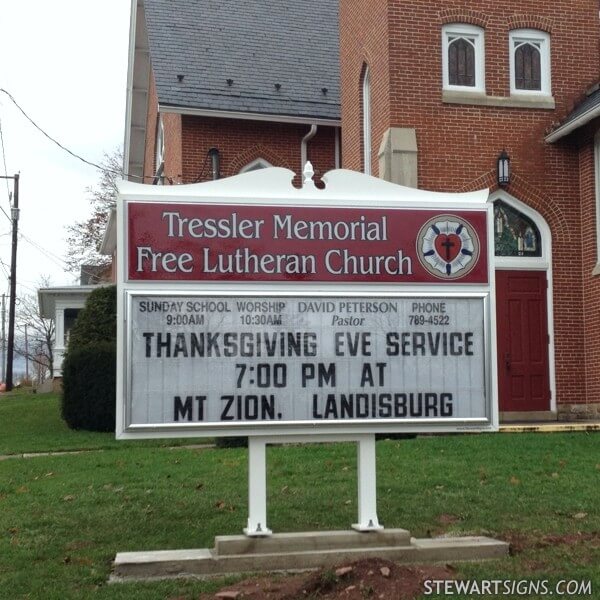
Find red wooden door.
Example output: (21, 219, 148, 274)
(495, 270, 550, 412)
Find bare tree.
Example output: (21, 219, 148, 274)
(14, 278, 55, 381)
(64, 149, 123, 272)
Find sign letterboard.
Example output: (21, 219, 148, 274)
(127, 294, 488, 431)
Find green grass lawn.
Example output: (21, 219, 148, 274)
(0, 392, 210, 455)
(0, 393, 598, 599)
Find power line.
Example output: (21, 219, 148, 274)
(16, 284, 37, 295)
(0, 88, 159, 182)
(0, 114, 10, 201)
(18, 233, 106, 283)
(0, 88, 123, 177)
(19, 234, 68, 271)
(0, 257, 9, 280)
(20, 233, 65, 263)
(0, 120, 13, 224)
(0, 205, 11, 224)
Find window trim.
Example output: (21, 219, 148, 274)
(442, 23, 485, 93)
(509, 29, 551, 97)
(595, 132, 600, 266)
(488, 189, 556, 414)
(154, 116, 165, 185)
(362, 65, 372, 175)
(239, 158, 273, 173)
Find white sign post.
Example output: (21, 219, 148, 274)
(116, 165, 497, 537)
(243, 433, 381, 537)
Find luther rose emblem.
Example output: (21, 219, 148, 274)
(416, 215, 480, 280)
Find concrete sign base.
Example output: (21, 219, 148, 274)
(111, 529, 509, 582)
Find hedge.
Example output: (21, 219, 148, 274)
(61, 341, 116, 431)
(68, 285, 116, 347)
(61, 285, 116, 432)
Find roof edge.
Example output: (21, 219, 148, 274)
(159, 104, 341, 127)
(100, 208, 117, 255)
(545, 103, 600, 143)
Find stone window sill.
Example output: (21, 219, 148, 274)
(443, 90, 555, 110)
(591, 263, 600, 276)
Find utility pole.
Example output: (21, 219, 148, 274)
(0, 174, 19, 391)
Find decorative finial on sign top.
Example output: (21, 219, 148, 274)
(303, 161, 315, 188)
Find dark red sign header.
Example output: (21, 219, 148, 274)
(128, 203, 489, 284)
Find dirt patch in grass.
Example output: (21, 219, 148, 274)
(503, 531, 600, 555)
(437, 513, 462, 526)
(200, 558, 454, 599)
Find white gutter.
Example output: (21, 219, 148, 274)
(545, 103, 600, 143)
(123, 0, 139, 175)
(160, 104, 340, 128)
(99, 208, 117, 256)
(301, 124, 318, 172)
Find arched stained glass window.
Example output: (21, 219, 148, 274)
(514, 41, 541, 90)
(494, 200, 542, 257)
(442, 24, 485, 92)
(448, 36, 475, 87)
(509, 29, 550, 96)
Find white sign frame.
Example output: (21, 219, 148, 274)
(116, 167, 498, 440)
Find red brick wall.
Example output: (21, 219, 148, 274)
(578, 121, 600, 414)
(340, 0, 390, 174)
(163, 113, 183, 183)
(340, 0, 600, 408)
(142, 73, 183, 184)
(180, 116, 338, 185)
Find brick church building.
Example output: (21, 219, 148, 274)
(122, 0, 600, 422)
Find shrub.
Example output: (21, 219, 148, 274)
(61, 285, 116, 432)
(68, 285, 116, 347)
(61, 341, 116, 431)
(215, 436, 248, 448)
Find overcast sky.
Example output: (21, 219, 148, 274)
(0, 0, 131, 299)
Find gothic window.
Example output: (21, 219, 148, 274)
(494, 200, 542, 257)
(510, 30, 551, 96)
(514, 42, 541, 90)
(442, 24, 485, 92)
(448, 37, 475, 86)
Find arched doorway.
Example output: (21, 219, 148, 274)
(490, 191, 556, 421)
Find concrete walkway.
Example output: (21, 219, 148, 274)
(0, 449, 98, 461)
(0, 443, 215, 461)
(0, 426, 597, 462)
(499, 421, 600, 433)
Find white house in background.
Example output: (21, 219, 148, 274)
(36, 213, 117, 386)
(37, 286, 100, 378)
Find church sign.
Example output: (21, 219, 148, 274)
(116, 168, 497, 438)
(128, 204, 488, 284)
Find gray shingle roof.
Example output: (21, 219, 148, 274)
(559, 87, 600, 128)
(546, 86, 600, 142)
(144, 0, 340, 121)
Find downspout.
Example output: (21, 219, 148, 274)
(301, 124, 318, 171)
(334, 127, 341, 169)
